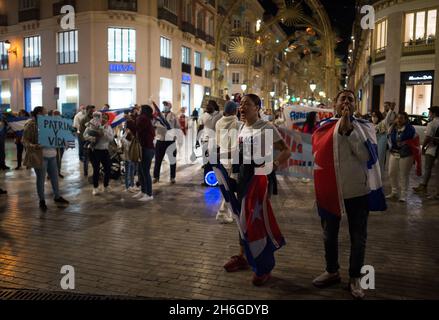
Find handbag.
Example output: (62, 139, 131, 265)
(128, 135, 142, 162)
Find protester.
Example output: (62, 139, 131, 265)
(153, 101, 180, 184)
(384, 101, 397, 128)
(73, 105, 86, 162)
(191, 108, 199, 128)
(14, 109, 29, 170)
(222, 94, 290, 286)
(84, 112, 114, 195)
(179, 108, 188, 136)
(387, 112, 419, 202)
(121, 113, 137, 193)
(302, 111, 319, 134)
(0, 187, 6, 195)
(215, 101, 241, 224)
(371, 110, 388, 174)
(312, 90, 386, 300)
(22, 107, 70, 211)
(198, 100, 222, 186)
(0, 112, 9, 170)
(78, 105, 96, 176)
(133, 105, 155, 202)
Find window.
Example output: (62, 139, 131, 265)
(0, 42, 8, 70)
(245, 21, 250, 34)
(0, 80, 11, 105)
(108, 74, 136, 109)
(233, 18, 241, 29)
(197, 11, 204, 31)
(183, 0, 192, 22)
(160, 37, 172, 68)
(182, 46, 191, 65)
(57, 30, 78, 64)
(19, 0, 38, 10)
(404, 9, 437, 45)
(108, 0, 138, 11)
(24, 36, 41, 68)
(159, 0, 177, 14)
(194, 51, 201, 68)
(208, 17, 214, 36)
(232, 72, 240, 84)
(160, 77, 173, 108)
(108, 27, 136, 62)
(375, 19, 387, 51)
(57, 74, 79, 111)
(194, 51, 202, 76)
(204, 58, 212, 78)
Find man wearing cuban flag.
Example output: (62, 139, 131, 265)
(312, 90, 387, 300)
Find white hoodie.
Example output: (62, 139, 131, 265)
(215, 115, 241, 169)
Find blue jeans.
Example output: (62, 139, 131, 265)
(34, 157, 60, 202)
(124, 161, 137, 189)
(138, 148, 155, 196)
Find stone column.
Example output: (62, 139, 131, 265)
(383, 11, 403, 111)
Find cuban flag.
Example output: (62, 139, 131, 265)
(102, 108, 131, 128)
(312, 118, 387, 219)
(6, 115, 31, 136)
(212, 164, 286, 277)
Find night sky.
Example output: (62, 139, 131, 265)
(258, 0, 357, 61)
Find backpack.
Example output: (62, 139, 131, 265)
(128, 135, 142, 162)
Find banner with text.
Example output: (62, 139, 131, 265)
(38, 116, 76, 148)
(282, 105, 334, 131)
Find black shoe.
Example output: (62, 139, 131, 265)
(54, 197, 70, 205)
(15, 166, 22, 170)
(58, 174, 64, 179)
(0, 189, 7, 195)
(39, 200, 48, 211)
(1, 165, 10, 170)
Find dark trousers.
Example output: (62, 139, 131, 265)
(56, 148, 65, 172)
(0, 134, 5, 167)
(139, 148, 155, 196)
(90, 149, 111, 188)
(16, 142, 24, 168)
(78, 137, 84, 161)
(80, 138, 89, 175)
(154, 140, 177, 180)
(321, 195, 369, 278)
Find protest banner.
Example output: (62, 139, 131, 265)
(38, 116, 76, 148)
(282, 104, 334, 131)
(62, 103, 77, 119)
(276, 126, 314, 179)
(200, 96, 226, 111)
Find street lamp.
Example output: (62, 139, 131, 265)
(241, 84, 248, 93)
(309, 81, 317, 93)
(4, 40, 17, 56)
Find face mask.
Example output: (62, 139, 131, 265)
(372, 117, 378, 124)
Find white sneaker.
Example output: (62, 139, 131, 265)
(139, 195, 154, 202)
(128, 187, 138, 193)
(92, 188, 100, 196)
(386, 192, 398, 200)
(399, 196, 407, 202)
(312, 271, 341, 288)
(349, 278, 365, 300)
(104, 186, 113, 193)
(132, 191, 144, 199)
(216, 212, 234, 224)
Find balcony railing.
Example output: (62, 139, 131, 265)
(19, 8, 40, 22)
(160, 57, 171, 69)
(158, 7, 178, 26)
(195, 67, 203, 77)
(0, 14, 7, 26)
(53, 0, 76, 16)
(182, 63, 191, 74)
(196, 28, 207, 42)
(230, 29, 255, 39)
(206, 35, 215, 46)
(373, 47, 386, 62)
(181, 21, 196, 35)
(206, 0, 216, 8)
(402, 39, 435, 56)
(108, 0, 137, 11)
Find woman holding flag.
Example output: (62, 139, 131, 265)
(312, 90, 386, 299)
(218, 94, 290, 286)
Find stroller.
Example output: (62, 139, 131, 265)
(87, 138, 123, 184)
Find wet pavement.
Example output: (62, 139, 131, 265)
(1, 140, 439, 300)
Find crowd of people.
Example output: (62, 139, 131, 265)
(1, 89, 438, 300)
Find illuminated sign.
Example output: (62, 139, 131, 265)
(182, 74, 191, 83)
(109, 64, 135, 73)
(408, 75, 433, 81)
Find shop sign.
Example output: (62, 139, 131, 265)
(109, 63, 136, 73)
(182, 74, 191, 84)
(408, 75, 433, 81)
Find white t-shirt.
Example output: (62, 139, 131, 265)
(238, 119, 283, 166)
(425, 117, 439, 156)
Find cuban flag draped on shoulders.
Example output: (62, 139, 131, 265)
(212, 164, 285, 277)
(101, 108, 132, 128)
(312, 117, 387, 219)
(6, 115, 31, 137)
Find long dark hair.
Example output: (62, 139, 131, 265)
(304, 112, 317, 131)
(141, 105, 153, 119)
(32, 107, 44, 118)
(244, 94, 262, 109)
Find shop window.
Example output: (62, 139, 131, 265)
(0, 80, 11, 106)
(160, 77, 173, 108)
(0, 42, 8, 70)
(57, 74, 79, 111)
(108, 74, 136, 108)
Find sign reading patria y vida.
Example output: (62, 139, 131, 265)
(38, 116, 76, 148)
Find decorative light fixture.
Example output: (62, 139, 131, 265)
(319, 91, 326, 98)
(241, 84, 248, 92)
(270, 91, 275, 98)
(309, 81, 317, 93)
(256, 19, 262, 32)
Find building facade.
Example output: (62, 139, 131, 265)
(348, 0, 439, 115)
(0, 0, 222, 116)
